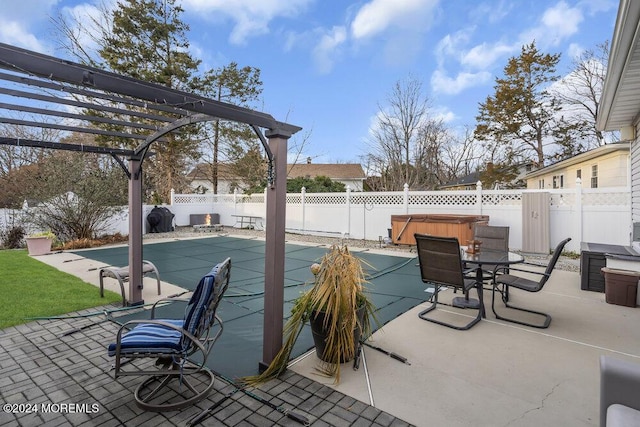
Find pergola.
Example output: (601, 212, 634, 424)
(0, 42, 301, 368)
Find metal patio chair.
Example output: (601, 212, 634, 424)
(415, 233, 483, 330)
(108, 257, 231, 411)
(491, 238, 571, 328)
(464, 225, 510, 284)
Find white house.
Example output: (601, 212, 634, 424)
(524, 142, 630, 189)
(597, 0, 640, 241)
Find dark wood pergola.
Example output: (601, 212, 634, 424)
(0, 42, 301, 369)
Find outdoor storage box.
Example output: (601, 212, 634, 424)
(390, 214, 489, 246)
(601, 267, 640, 307)
(580, 242, 637, 292)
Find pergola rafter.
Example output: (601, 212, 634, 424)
(0, 42, 300, 370)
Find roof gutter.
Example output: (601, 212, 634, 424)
(597, 0, 640, 131)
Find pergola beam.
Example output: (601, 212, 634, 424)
(0, 137, 136, 156)
(0, 43, 299, 134)
(0, 70, 191, 117)
(0, 42, 301, 371)
(0, 86, 175, 123)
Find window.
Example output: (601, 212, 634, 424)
(576, 169, 582, 179)
(552, 175, 564, 189)
(591, 165, 598, 188)
(538, 179, 544, 189)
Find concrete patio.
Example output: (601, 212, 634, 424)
(2, 233, 640, 426)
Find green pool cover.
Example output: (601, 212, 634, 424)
(74, 236, 429, 380)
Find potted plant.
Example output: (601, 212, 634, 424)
(25, 230, 56, 256)
(245, 245, 377, 385)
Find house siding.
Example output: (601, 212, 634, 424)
(526, 150, 629, 189)
(632, 124, 640, 224)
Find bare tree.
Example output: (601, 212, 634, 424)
(553, 41, 618, 148)
(366, 76, 430, 190)
(26, 148, 128, 241)
(51, 0, 113, 66)
(0, 125, 62, 208)
(439, 127, 481, 184)
(365, 76, 473, 190)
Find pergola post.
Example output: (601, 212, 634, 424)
(127, 157, 144, 306)
(260, 129, 291, 370)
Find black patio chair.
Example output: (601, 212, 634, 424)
(415, 233, 483, 330)
(108, 257, 231, 411)
(464, 225, 510, 284)
(491, 238, 571, 328)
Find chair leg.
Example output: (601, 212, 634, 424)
(134, 367, 216, 412)
(418, 284, 483, 330)
(491, 284, 551, 329)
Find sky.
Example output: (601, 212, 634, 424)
(0, 0, 621, 164)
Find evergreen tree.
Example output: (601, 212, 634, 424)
(475, 42, 583, 168)
(55, 0, 266, 201)
(286, 176, 346, 193)
(195, 63, 263, 194)
(98, 0, 202, 202)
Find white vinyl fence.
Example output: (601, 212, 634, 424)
(167, 183, 631, 253)
(1, 182, 631, 253)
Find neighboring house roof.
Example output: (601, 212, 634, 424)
(440, 171, 480, 189)
(525, 142, 630, 179)
(186, 162, 366, 186)
(440, 162, 532, 190)
(286, 163, 366, 180)
(186, 163, 238, 180)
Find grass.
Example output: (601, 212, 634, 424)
(0, 249, 121, 329)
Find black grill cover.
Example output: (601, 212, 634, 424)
(147, 206, 174, 233)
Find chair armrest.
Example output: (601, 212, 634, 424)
(520, 261, 547, 268)
(493, 265, 547, 277)
(600, 355, 640, 427)
(150, 295, 190, 318)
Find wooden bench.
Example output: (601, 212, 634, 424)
(99, 260, 161, 306)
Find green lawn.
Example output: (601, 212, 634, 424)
(0, 250, 121, 329)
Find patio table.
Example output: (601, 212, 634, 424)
(231, 214, 263, 230)
(457, 249, 525, 315)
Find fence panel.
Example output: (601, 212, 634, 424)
(4, 185, 628, 253)
(165, 186, 632, 252)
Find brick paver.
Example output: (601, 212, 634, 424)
(0, 307, 414, 426)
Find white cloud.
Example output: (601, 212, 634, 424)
(542, 1, 583, 38)
(0, 0, 60, 53)
(576, 0, 616, 15)
(430, 69, 492, 95)
(351, 0, 439, 40)
(461, 42, 515, 70)
(59, 2, 116, 55)
(519, 1, 583, 48)
(312, 26, 347, 74)
(435, 29, 473, 66)
(180, 0, 313, 45)
(432, 106, 456, 124)
(567, 42, 584, 60)
(0, 18, 46, 52)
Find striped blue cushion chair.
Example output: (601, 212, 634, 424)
(108, 257, 231, 412)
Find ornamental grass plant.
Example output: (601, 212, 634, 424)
(244, 245, 377, 385)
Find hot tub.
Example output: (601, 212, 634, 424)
(390, 214, 489, 245)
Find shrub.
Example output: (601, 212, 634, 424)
(1, 226, 25, 249)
